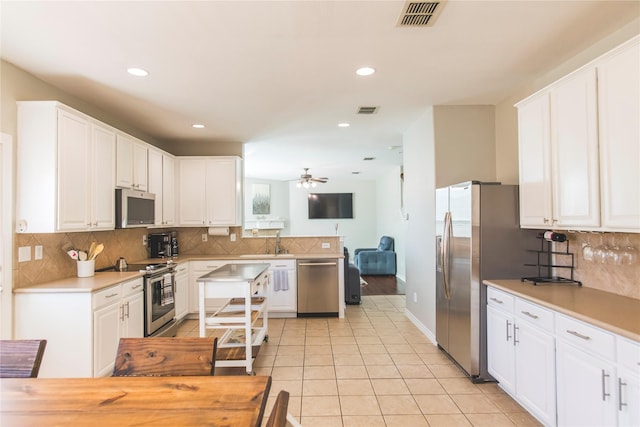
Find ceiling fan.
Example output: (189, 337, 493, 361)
(295, 168, 328, 188)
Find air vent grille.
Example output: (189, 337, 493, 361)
(397, 1, 447, 27)
(357, 106, 378, 114)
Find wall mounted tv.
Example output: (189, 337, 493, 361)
(308, 193, 353, 219)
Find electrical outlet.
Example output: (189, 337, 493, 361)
(202, 233, 208, 242)
(18, 246, 31, 262)
(413, 292, 418, 303)
(321, 242, 330, 249)
(34, 245, 43, 260)
(142, 235, 148, 246)
(230, 233, 236, 242)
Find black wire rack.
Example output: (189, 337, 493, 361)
(521, 235, 582, 286)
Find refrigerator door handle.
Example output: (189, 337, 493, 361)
(442, 211, 452, 300)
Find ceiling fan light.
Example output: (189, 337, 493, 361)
(303, 181, 310, 189)
(311, 181, 317, 188)
(296, 182, 302, 188)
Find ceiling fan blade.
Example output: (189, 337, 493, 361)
(311, 177, 328, 183)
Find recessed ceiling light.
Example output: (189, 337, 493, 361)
(127, 67, 149, 77)
(356, 67, 376, 76)
(338, 123, 350, 128)
(192, 124, 205, 129)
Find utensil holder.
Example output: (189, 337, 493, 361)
(77, 260, 95, 278)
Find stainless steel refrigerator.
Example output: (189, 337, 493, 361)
(435, 181, 537, 382)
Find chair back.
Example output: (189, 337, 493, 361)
(112, 337, 217, 377)
(378, 236, 394, 251)
(0, 339, 47, 378)
(266, 390, 290, 427)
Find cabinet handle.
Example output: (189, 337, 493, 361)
(521, 310, 539, 319)
(506, 320, 512, 342)
(125, 301, 130, 318)
(119, 304, 125, 321)
(490, 297, 503, 304)
(514, 325, 519, 346)
(566, 330, 591, 340)
(105, 293, 119, 299)
(619, 378, 627, 410)
(131, 284, 142, 290)
(601, 370, 611, 401)
(543, 218, 549, 223)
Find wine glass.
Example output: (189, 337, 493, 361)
(620, 236, 638, 265)
(582, 234, 594, 261)
(605, 236, 621, 265)
(592, 235, 608, 264)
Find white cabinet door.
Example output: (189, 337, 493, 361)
(556, 340, 617, 427)
(115, 134, 134, 188)
(205, 157, 242, 226)
(267, 266, 297, 313)
(618, 366, 640, 426)
(514, 322, 556, 426)
(550, 68, 600, 228)
(178, 158, 207, 226)
(517, 94, 553, 228)
(57, 109, 91, 231)
(90, 124, 116, 230)
(174, 263, 189, 320)
(122, 291, 144, 339)
(133, 142, 148, 191)
(486, 305, 516, 394)
(162, 155, 176, 225)
(597, 39, 640, 231)
(148, 148, 164, 225)
(93, 301, 121, 377)
(189, 261, 226, 313)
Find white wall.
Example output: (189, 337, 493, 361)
(403, 108, 436, 340)
(288, 178, 377, 252)
(375, 166, 407, 281)
(244, 178, 291, 234)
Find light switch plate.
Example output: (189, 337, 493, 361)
(34, 245, 43, 260)
(18, 246, 31, 262)
(321, 242, 330, 249)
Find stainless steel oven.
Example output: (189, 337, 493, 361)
(120, 262, 177, 336)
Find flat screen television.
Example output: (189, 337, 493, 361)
(308, 193, 353, 219)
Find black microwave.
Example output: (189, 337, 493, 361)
(115, 189, 155, 228)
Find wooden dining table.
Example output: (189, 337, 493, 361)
(0, 375, 271, 426)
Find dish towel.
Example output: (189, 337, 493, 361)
(272, 270, 289, 292)
(160, 273, 174, 306)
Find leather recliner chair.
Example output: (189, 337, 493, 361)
(354, 236, 396, 276)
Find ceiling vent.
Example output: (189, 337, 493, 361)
(397, 1, 447, 27)
(357, 106, 378, 115)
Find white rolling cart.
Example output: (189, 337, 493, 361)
(197, 263, 269, 374)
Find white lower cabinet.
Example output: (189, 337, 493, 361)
(174, 262, 189, 320)
(488, 285, 639, 427)
(15, 277, 143, 378)
(189, 261, 227, 313)
(93, 278, 144, 377)
(617, 338, 640, 427)
(486, 287, 556, 426)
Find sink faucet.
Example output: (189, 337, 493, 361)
(274, 231, 283, 254)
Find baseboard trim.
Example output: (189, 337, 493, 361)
(403, 309, 437, 345)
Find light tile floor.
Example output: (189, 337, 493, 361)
(176, 295, 542, 427)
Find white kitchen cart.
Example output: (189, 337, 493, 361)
(197, 263, 269, 374)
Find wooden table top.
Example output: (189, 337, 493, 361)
(0, 375, 272, 427)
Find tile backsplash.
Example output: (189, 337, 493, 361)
(555, 232, 640, 300)
(13, 227, 341, 289)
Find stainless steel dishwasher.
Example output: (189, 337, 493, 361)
(297, 259, 339, 317)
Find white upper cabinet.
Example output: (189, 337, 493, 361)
(178, 156, 242, 227)
(516, 35, 640, 232)
(549, 68, 600, 228)
(597, 38, 640, 231)
(148, 148, 176, 226)
(116, 134, 148, 191)
(16, 101, 115, 233)
(517, 94, 553, 228)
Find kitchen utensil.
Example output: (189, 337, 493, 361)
(78, 251, 88, 261)
(66, 249, 78, 260)
(115, 257, 128, 271)
(89, 243, 104, 260)
(88, 242, 96, 259)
